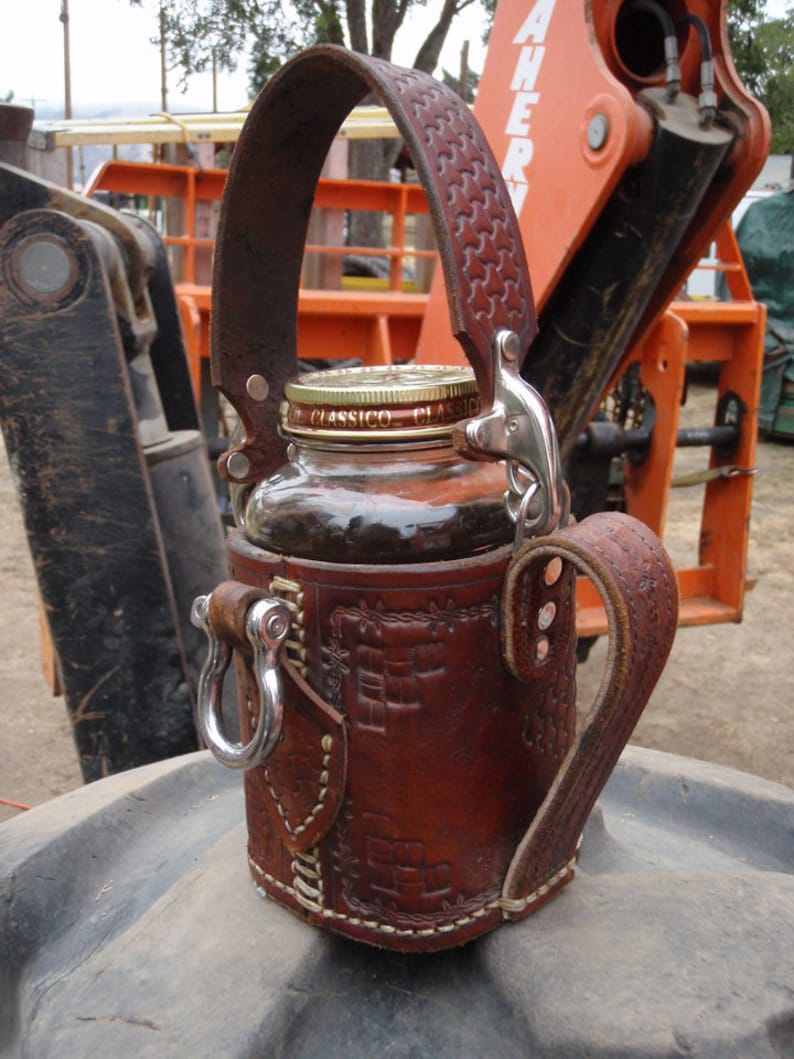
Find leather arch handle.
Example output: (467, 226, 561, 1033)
(211, 44, 536, 482)
(499, 511, 679, 914)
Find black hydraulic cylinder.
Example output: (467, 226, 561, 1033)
(0, 161, 235, 779)
(523, 89, 734, 460)
(575, 421, 739, 456)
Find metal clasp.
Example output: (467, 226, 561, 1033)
(191, 593, 290, 770)
(462, 330, 569, 547)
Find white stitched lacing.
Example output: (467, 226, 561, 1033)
(250, 854, 577, 937)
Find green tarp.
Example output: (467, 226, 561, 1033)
(733, 188, 794, 434)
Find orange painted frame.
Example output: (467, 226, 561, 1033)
(85, 160, 432, 385)
(84, 159, 765, 636)
(576, 294, 765, 636)
(84, 159, 431, 291)
(415, 0, 770, 366)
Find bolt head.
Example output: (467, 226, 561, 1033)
(499, 330, 521, 362)
(5, 231, 81, 307)
(226, 450, 251, 480)
(587, 113, 609, 151)
(266, 612, 289, 640)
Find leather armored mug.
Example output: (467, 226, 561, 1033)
(193, 45, 679, 952)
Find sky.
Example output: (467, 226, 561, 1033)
(0, 0, 488, 116)
(1, 0, 789, 118)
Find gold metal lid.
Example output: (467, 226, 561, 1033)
(282, 364, 480, 441)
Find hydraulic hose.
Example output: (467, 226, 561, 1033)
(628, 0, 681, 99)
(678, 13, 717, 126)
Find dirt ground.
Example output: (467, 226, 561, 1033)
(0, 382, 792, 824)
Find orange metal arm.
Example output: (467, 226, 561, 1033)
(415, 0, 769, 368)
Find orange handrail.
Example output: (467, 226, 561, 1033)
(84, 159, 764, 636)
(84, 160, 431, 290)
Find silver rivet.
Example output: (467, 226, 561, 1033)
(246, 374, 269, 401)
(266, 612, 289, 639)
(227, 451, 251, 480)
(587, 113, 609, 151)
(499, 330, 521, 362)
(538, 601, 557, 630)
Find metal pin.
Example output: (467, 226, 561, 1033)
(587, 113, 609, 151)
(246, 374, 269, 401)
(227, 451, 251, 480)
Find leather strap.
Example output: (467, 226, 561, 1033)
(211, 44, 536, 482)
(499, 511, 679, 914)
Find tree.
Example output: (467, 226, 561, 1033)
(753, 12, 794, 154)
(134, 0, 487, 254)
(441, 65, 479, 104)
(135, 0, 483, 97)
(131, 0, 485, 244)
(728, 0, 794, 155)
(727, 0, 769, 97)
(128, 0, 265, 103)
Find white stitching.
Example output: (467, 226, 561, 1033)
(268, 575, 307, 676)
(264, 736, 333, 838)
(496, 858, 576, 914)
(248, 855, 576, 937)
(291, 847, 324, 912)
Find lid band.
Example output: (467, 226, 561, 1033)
(282, 363, 480, 440)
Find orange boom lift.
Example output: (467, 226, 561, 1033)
(83, 0, 769, 635)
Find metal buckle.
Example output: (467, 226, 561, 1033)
(462, 330, 569, 547)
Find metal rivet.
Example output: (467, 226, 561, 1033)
(18, 239, 72, 292)
(227, 451, 251, 480)
(246, 374, 269, 401)
(499, 330, 521, 362)
(266, 612, 289, 640)
(535, 635, 550, 662)
(587, 113, 609, 151)
(538, 601, 557, 630)
(544, 557, 563, 586)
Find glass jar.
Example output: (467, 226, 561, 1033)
(241, 364, 513, 563)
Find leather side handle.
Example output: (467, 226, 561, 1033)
(499, 511, 679, 915)
(211, 44, 536, 482)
